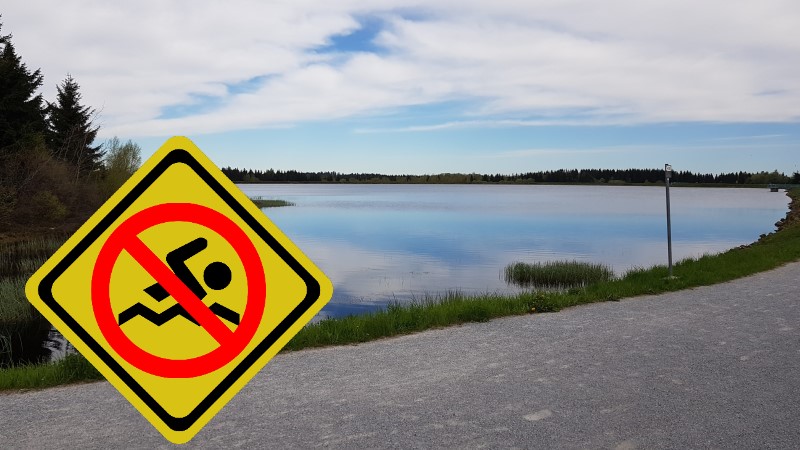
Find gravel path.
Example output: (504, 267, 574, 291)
(2, 262, 799, 449)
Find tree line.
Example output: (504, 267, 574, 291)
(0, 18, 141, 233)
(221, 167, 800, 185)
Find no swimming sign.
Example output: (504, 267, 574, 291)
(26, 136, 333, 443)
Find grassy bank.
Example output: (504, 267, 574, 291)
(1, 190, 799, 391)
(0, 353, 102, 390)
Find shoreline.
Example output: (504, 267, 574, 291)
(235, 180, 777, 188)
(1, 189, 798, 391)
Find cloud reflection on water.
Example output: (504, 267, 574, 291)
(242, 185, 789, 320)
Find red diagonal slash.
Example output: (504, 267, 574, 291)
(125, 235, 233, 344)
(93, 203, 266, 378)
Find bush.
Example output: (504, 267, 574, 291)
(102, 137, 141, 198)
(30, 191, 68, 222)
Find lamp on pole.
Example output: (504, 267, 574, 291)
(665, 163, 674, 278)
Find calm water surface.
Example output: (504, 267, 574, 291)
(240, 184, 789, 320)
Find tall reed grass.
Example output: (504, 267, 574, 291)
(0, 235, 65, 367)
(0, 235, 65, 277)
(504, 260, 614, 288)
(0, 276, 33, 322)
(0, 236, 64, 322)
(250, 197, 295, 208)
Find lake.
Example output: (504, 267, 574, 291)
(239, 184, 790, 320)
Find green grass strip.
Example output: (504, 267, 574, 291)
(0, 353, 102, 391)
(2, 190, 799, 391)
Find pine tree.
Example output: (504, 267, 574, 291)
(46, 74, 103, 177)
(0, 18, 49, 226)
(0, 18, 47, 152)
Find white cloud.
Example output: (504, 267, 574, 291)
(3, 0, 799, 138)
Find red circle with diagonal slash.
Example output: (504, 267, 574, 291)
(92, 203, 266, 378)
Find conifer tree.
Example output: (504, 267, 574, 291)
(0, 18, 49, 225)
(46, 74, 103, 177)
(0, 18, 47, 152)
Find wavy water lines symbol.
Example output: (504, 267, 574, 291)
(118, 302, 240, 326)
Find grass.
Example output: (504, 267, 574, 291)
(0, 235, 66, 278)
(0, 236, 65, 368)
(0, 353, 102, 391)
(0, 276, 34, 322)
(1, 190, 799, 391)
(0, 236, 64, 322)
(284, 292, 526, 350)
(250, 197, 295, 208)
(504, 260, 614, 288)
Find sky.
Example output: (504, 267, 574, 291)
(4, 1, 800, 175)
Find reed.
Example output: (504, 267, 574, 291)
(0, 235, 64, 321)
(0, 235, 64, 277)
(0, 276, 34, 322)
(504, 260, 614, 288)
(0, 235, 65, 367)
(250, 197, 295, 208)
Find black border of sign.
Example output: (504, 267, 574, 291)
(37, 148, 321, 432)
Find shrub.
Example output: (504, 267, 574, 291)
(30, 191, 68, 222)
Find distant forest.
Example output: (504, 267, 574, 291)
(221, 167, 800, 185)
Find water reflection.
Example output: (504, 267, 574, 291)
(1, 316, 60, 367)
(240, 185, 789, 320)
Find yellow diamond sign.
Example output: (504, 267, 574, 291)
(25, 136, 333, 443)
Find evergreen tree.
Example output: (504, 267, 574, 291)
(46, 74, 103, 177)
(0, 18, 49, 225)
(0, 18, 47, 152)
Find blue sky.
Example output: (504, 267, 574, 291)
(5, 2, 800, 175)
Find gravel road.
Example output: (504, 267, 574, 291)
(2, 262, 799, 449)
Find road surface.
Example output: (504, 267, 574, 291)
(2, 262, 799, 448)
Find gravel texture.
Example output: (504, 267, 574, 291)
(2, 261, 799, 449)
